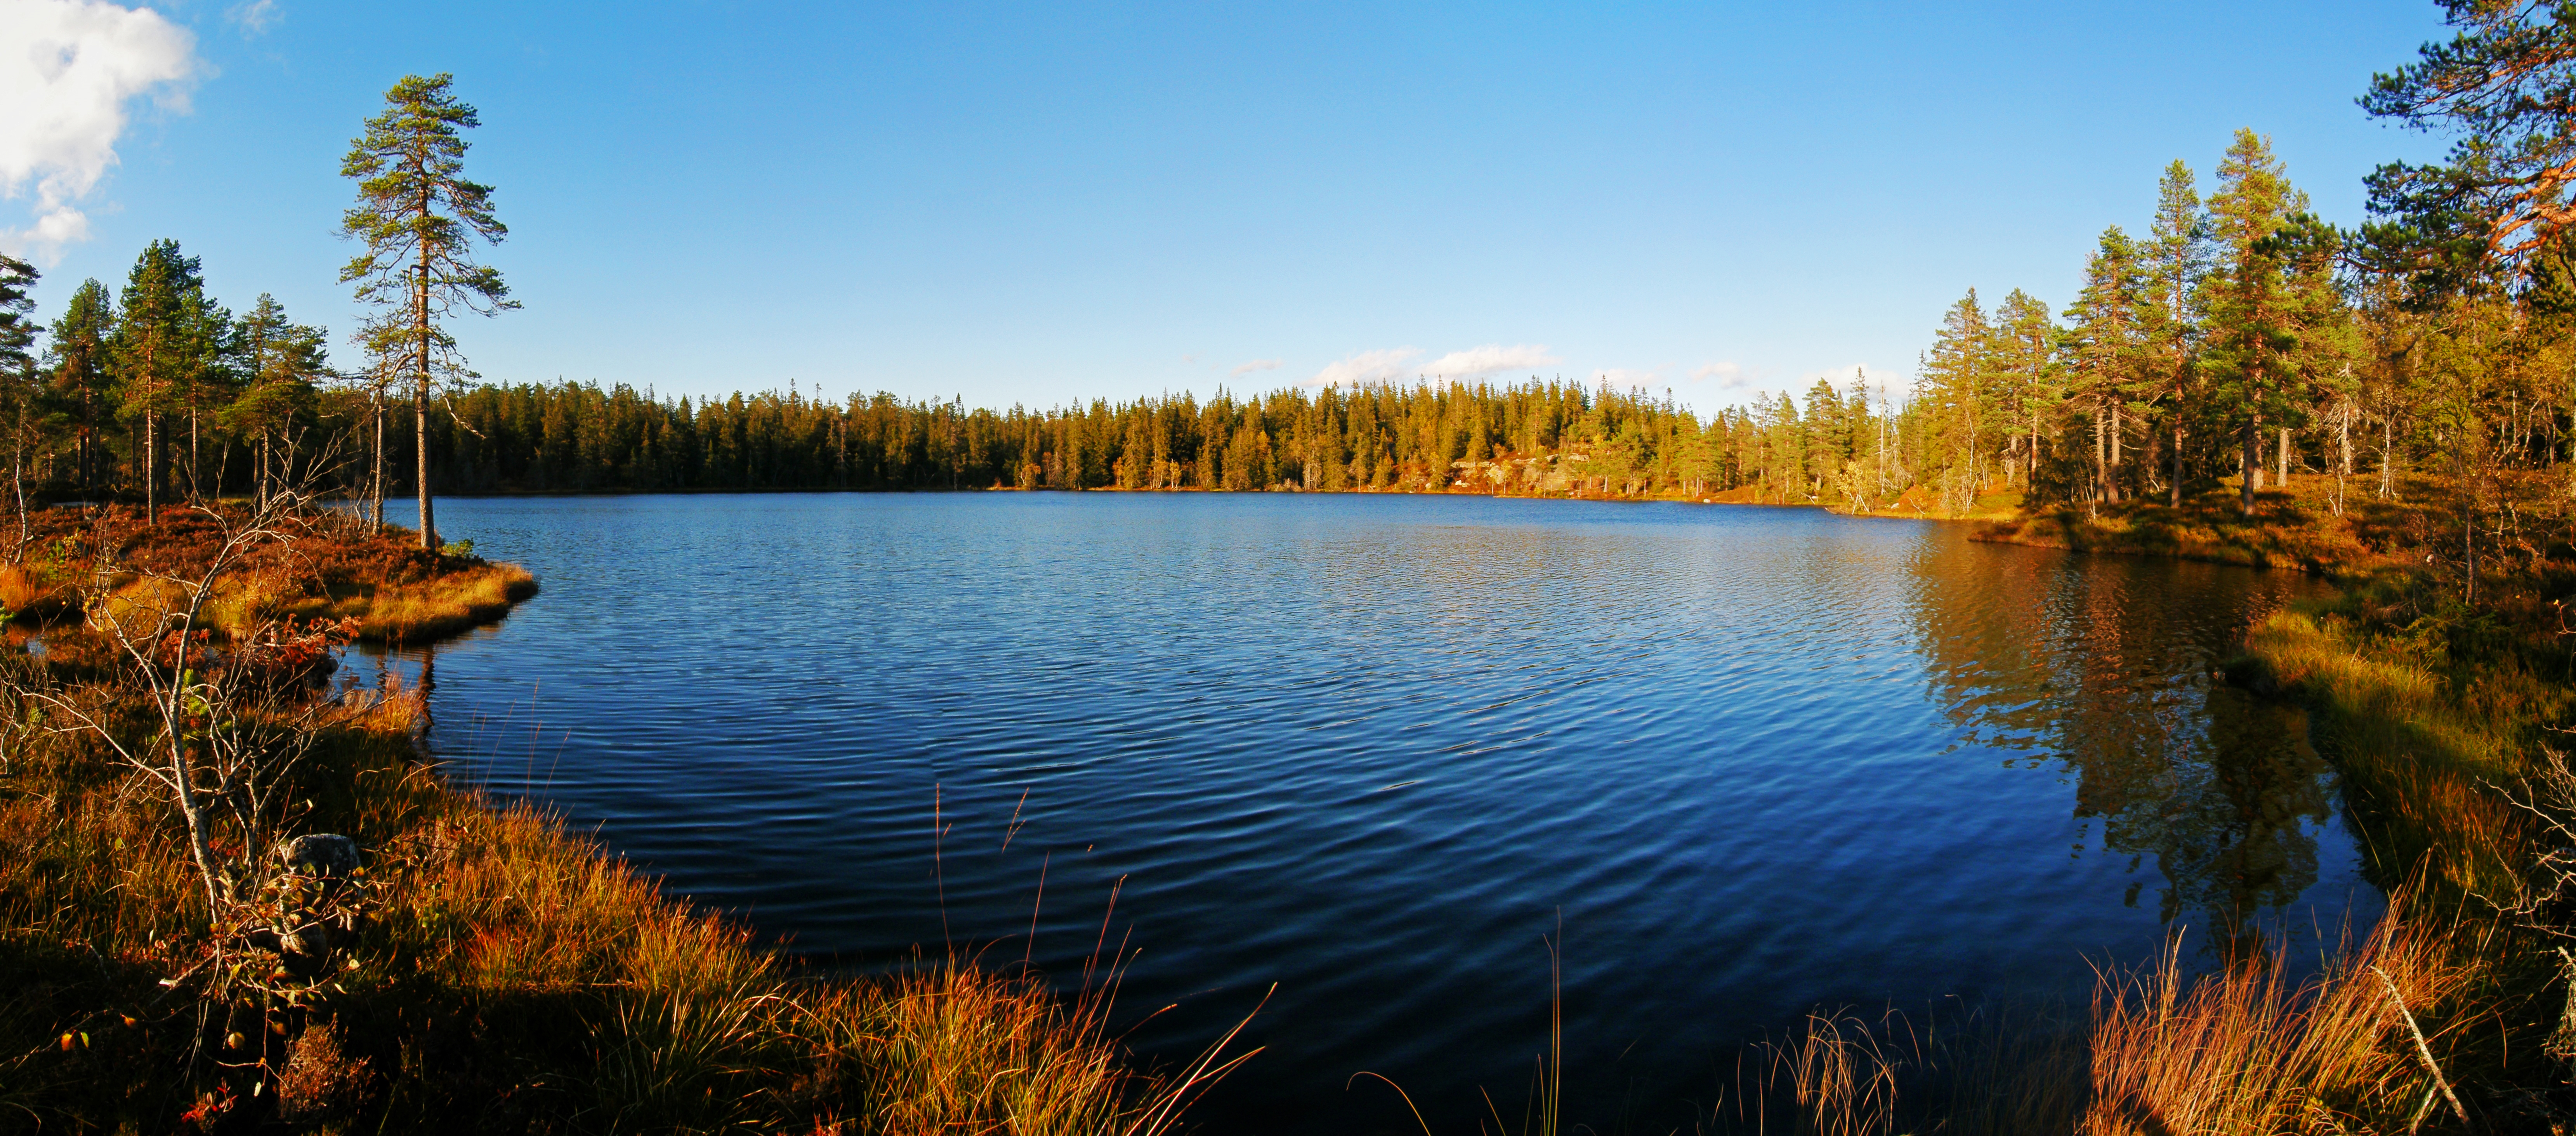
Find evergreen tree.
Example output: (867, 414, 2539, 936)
(2361, 2, 2576, 269)
(0, 253, 40, 549)
(2201, 130, 2304, 513)
(226, 295, 330, 505)
(177, 286, 234, 498)
(1991, 288, 2058, 492)
(114, 240, 206, 519)
(2143, 161, 2208, 506)
(340, 73, 515, 551)
(2064, 227, 2147, 502)
(1920, 288, 1991, 506)
(45, 280, 112, 498)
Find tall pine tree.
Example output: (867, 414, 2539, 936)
(340, 73, 515, 550)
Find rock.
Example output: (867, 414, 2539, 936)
(276, 834, 361, 878)
(277, 922, 332, 977)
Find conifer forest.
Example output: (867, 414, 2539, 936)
(2, 113, 2569, 531)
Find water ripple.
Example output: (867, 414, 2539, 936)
(392, 493, 2369, 1133)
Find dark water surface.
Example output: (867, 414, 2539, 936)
(383, 492, 2369, 1130)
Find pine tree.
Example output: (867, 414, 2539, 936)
(2065, 227, 2147, 503)
(1920, 288, 1991, 505)
(226, 295, 330, 505)
(115, 240, 206, 520)
(1991, 288, 2058, 493)
(340, 73, 516, 551)
(2143, 161, 2208, 506)
(177, 286, 233, 499)
(2202, 130, 2305, 514)
(2361, 2, 2576, 268)
(0, 253, 40, 551)
(45, 280, 112, 499)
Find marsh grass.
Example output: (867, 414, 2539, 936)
(1701, 904, 2480, 1136)
(0, 645, 1233, 1133)
(0, 504, 538, 645)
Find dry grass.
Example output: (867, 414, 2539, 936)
(1739, 905, 2484, 1136)
(0, 657, 1229, 1133)
(1970, 481, 2405, 576)
(0, 503, 538, 645)
(2082, 912, 2482, 1136)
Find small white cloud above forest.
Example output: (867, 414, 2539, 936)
(1229, 357, 1282, 377)
(1306, 346, 1422, 387)
(1417, 343, 1559, 380)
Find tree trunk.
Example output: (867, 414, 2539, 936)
(2239, 419, 2259, 513)
(2107, 403, 2122, 504)
(12, 401, 26, 563)
(171, 734, 224, 911)
(416, 380, 435, 551)
(2380, 414, 2394, 499)
(2171, 425, 2184, 508)
(370, 391, 385, 531)
(2277, 425, 2291, 489)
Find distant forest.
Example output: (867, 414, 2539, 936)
(2, 123, 2571, 517)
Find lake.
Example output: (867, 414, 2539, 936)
(376, 491, 2370, 1131)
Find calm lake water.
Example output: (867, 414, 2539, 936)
(379, 492, 2369, 1131)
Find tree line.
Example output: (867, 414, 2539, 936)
(0, 7, 2570, 544)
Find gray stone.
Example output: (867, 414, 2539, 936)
(276, 834, 361, 878)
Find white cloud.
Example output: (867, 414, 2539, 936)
(1229, 357, 1281, 378)
(0, 0, 196, 261)
(226, 0, 276, 34)
(1306, 346, 1421, 387)
(1591, 368, 1680, 391)
(1798, 363, 1889, 394)
(1416, 342, 1559, 380)
(1689, 361, 1743, 383)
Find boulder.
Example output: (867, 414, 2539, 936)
(276, 834, 361, 878)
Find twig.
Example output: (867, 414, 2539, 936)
(2372, 964, 2468, 1130)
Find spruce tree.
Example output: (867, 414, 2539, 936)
(339, 73, 515, 551)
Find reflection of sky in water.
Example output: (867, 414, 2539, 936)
(367, 493, 2373, 1133)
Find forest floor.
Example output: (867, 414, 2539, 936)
(0, 504, 1218, 1133)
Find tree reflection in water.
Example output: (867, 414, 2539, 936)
(1905, 536, 2333, 940)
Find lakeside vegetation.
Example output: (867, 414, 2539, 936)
(0, 496, 1239, 1131)
(0, 74, 1234, 1134)
(5, 3, 2576, 1136)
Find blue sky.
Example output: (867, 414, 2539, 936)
(5, 0, 2460, 411)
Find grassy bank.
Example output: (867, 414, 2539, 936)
(1738, 475, 2574, 1134)
(0, 505, 538, 644)
(0, 501, 1219, 1133)
(1964, 479, 2432, 576)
